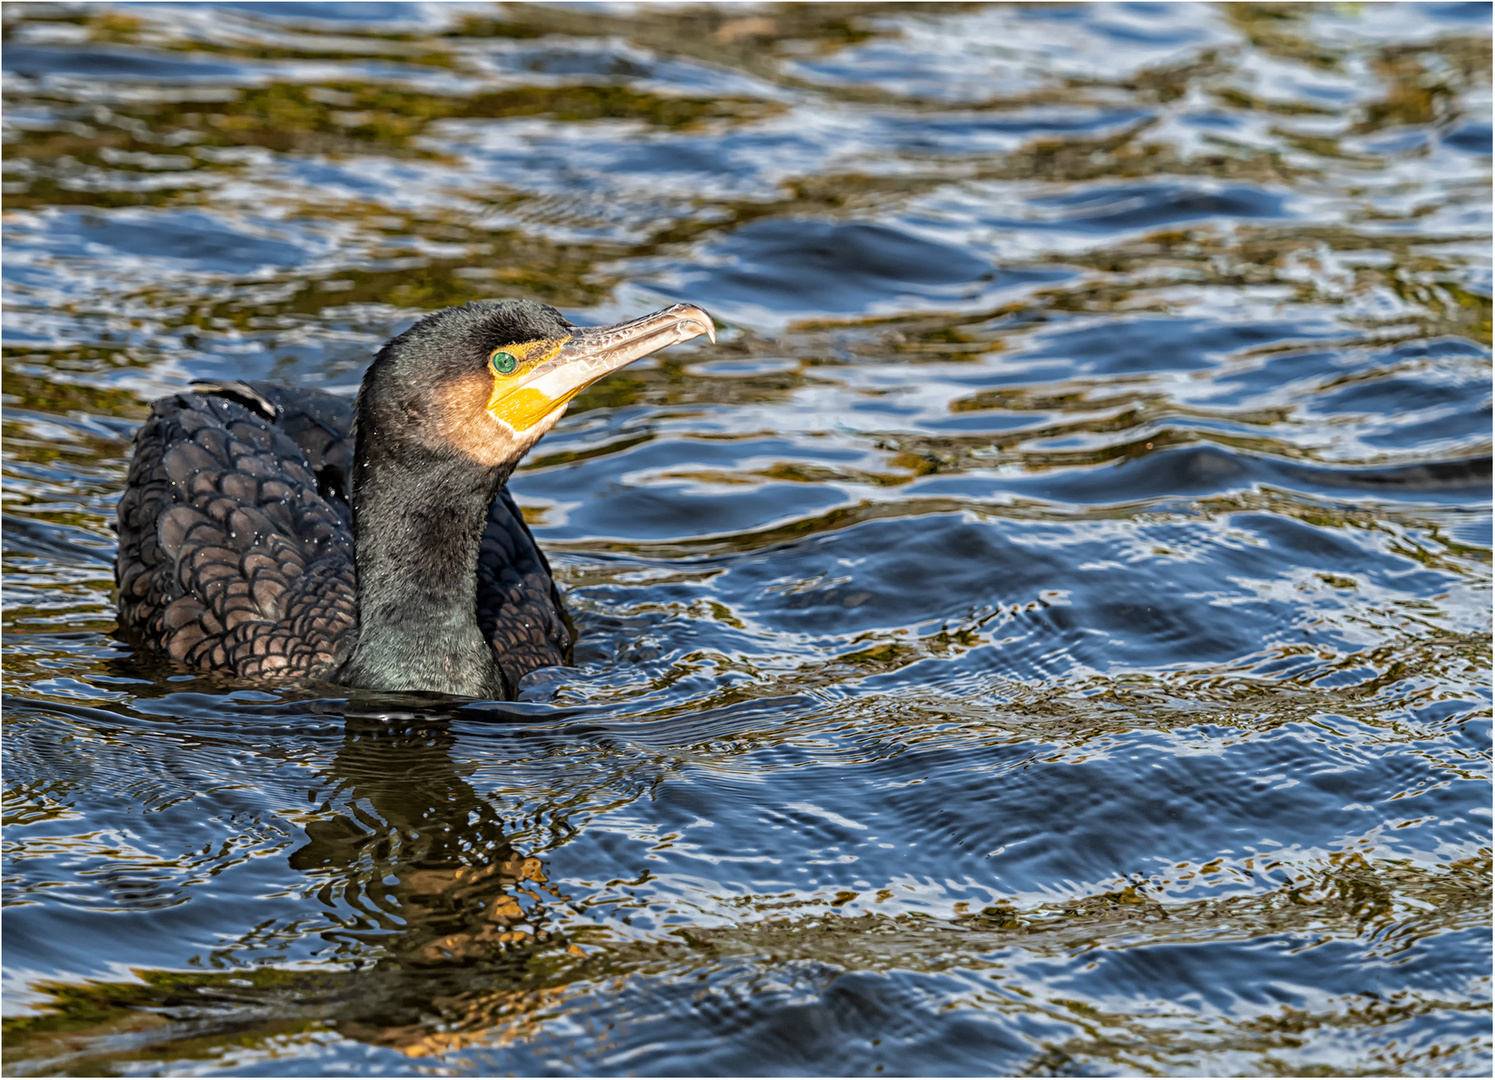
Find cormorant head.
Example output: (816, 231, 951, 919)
(356, 298, 714, 469)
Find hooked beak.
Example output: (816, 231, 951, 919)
(487, 303, 716, 432)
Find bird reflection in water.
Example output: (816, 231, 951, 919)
(287, 704, 579, 1057)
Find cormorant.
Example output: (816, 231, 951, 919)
(115, 299, 714, 698)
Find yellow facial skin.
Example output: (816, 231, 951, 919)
(485, 338, 568, 432)
(483, 304, 717, 435)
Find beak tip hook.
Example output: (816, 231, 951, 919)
(686, 305, 716, 344)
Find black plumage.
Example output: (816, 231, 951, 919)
(114, 298, 713, 698)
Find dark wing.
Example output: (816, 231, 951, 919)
(476, 486, 572, 690)
(115, 389, 356, 679)
(190, 380, 355, 508)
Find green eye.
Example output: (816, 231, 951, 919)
(490, 351, 518, 375)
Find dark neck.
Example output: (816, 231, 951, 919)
(340, 446, 511, 698)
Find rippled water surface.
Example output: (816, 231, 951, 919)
(3, 2, 1492, 1075)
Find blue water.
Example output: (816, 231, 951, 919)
(2, 2, 1490, 1075)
